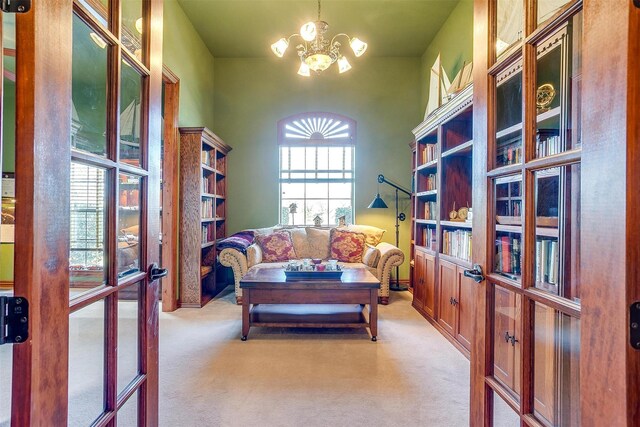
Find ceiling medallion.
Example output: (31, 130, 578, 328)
(270, 0, 368, 76)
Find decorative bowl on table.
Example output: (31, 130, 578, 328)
(284, 264, 343, 281)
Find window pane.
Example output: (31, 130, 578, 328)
(78, 0, 108, 28)
(70, 163, 107, 299)
(493, 391, 520, 426)
(305, 146, 316, 170)
(280, 147, 290, 171)
(329, 182, 351, 199)
(290, 147, 305, 169)
(344, 147, 353, 170)
(117, 390, 138, 426)
(496, 69, 523, 168)
(534, 164, 580, 303)
(118, 283, 140, 394)
(305, 199, 328, 225)
(328, 147, 344, 170)
(121, 0, 143, 60)
(533, 303, 580, 426)
(536, 12, 583, 158)
(69, 300, 105, 426)
(72, 14, 108, 157)
(494, 175, 522, 282)
(281, 199, 303, 226)
(119, 174, 141, 278)
(538, 0, 571, 25)
(496, 0, 523, 57)
(329, 200, 352, 225)
(281, 183, 304, 199)
(306, 182, 328, 199)
(317, 147, 329, 170)
(120, 60, 142, 167)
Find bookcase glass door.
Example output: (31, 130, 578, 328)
(477, 1, 584, 426)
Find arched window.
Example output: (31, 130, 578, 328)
(278, 112, 356, 226)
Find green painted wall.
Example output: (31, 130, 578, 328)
(213, 56, 421, 279)
(420, 0, 473, 114)
(163, 0, 216, 129)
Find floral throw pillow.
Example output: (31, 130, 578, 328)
(330, 229, 366, 263)
(255, 231, 297, 262)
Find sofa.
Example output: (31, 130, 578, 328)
(218, 225, 405, 305)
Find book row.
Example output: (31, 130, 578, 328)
(424, 174, 437, 191)
(201, 150, 213, 167)
(421, 227, 437, 251)
(536, 238, 559, 285)
(536, 135, 562, 158)
(498, 143, 523, 166)
(421, 144, 437, 164)
(201, 199, 214, 218)
(442, 229, 472, 262)
(202, 223, 215, 244)
(424, 201, 437, 220)
(495, 234, 522, 278)
(201, 176, 212, 194)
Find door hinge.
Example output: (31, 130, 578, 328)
(0, 296, 29, 345)
(631, 301, 640, 350)
(1, 0, 30, 13)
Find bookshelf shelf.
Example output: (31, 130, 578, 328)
(537, 106, 561, 123)
(180, 127, 232, 308)
(442, 140, 473, 158)
(416, 219, 437, 225)
(496, 122, 523, 139)
(417, 159, 438, 172)
(416, 190, 438, 198)
(440, 220, 472, 229)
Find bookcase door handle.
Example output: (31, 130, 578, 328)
(464, 264, 485, 283)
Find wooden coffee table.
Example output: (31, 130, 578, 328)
(239, 267, 380, 341)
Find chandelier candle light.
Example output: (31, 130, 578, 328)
(270, 0, 368, 76)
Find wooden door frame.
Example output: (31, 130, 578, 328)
(161, 65, 180, 312)
(471, 0, 640, 425)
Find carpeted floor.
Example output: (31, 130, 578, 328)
(158, 287, 472, 427)
(2, 286, 523, 426)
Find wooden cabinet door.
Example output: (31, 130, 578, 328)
(423, 252, 436, 317)
(456, 266, 474, 351)
(533, 303, 556, 423)
(438, 259, 457, 336)
(493, 286, 517, 390)
(412, 249, 426, 308)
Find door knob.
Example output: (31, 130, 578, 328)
(148, 263, 168, 282)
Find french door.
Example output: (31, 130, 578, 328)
(471, 0, 640, 425)
(2, 0, 163, 425)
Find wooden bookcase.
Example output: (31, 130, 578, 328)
(179, 127, 231, 307)
(410, 84, 474, 356)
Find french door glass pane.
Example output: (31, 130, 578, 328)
(496, 0, 523, 57)
(69, 299, 105, 426)
(77, 0, 108, 28)
(121, 0, 143, 61)
(536, 12, 583, 158)
(494, 175, 522, 282)
(493, 391, 520, 426)
(533, 302, 580, 426)
(119, 174, 141, 277)
(117, 390, 138, 426)
(120, 61, 143, 167)
(534, 164, 580, 303)
(72, 14, 108, 157)
(493, 286, 521, 400)
(538, 0, 571, 25)
(118, 283, 140, 394)
(496, 69, 523, 168)
(70, 163, 107, 299)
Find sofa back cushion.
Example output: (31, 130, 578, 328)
(306, 228, 331, 259)
(362, 245, 381, 268)
(330, 229, 366, 263)
(287, 228, 313, 259)
(255, 231, 296, 262)
(342, 224, 386, 246)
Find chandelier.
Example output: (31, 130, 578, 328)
(270, 0, 368, 76)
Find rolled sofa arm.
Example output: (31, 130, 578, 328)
(218, 247, 249, 303)
(374, 242, 405, 302)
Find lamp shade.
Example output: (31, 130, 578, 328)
(337, 56, 352, 74)
(350, 37, 368, 57)
(368, 193, 388, 209)
(271, 38, 289, 57)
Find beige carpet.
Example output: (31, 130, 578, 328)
(158, 287, 472, 427)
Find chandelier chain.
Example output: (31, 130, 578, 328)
(317, 0, 321, 21)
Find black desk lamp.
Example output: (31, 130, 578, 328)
(368, 174, 411, 291)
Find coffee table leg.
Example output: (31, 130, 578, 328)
(241, 290, 250, 341)
(370, 289, 378, 341)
